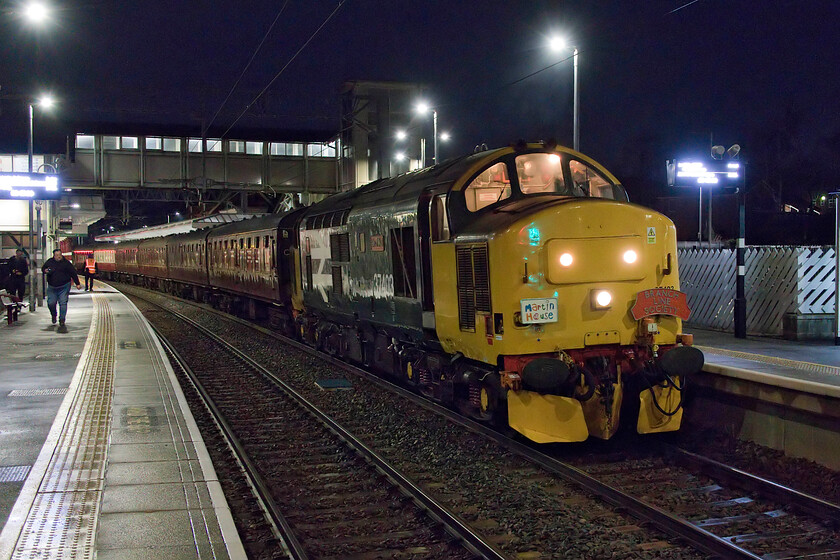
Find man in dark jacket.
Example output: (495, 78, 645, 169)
(7, 249, 28, 300)
(42, 249, 81, 332)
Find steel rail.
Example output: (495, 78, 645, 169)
(126, 285, 807, 559)
(142, 295, 508, 560)
(174, 300, 763, 558)
(667, 446, 840, 524)
(152, 324, 310, 560)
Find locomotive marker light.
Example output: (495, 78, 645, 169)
(592, 290, 612, 310)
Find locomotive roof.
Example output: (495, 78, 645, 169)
(305, 150, 489, 214)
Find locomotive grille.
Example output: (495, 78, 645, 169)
(456, 243, 490, 331)
(330, 233, 351, 263)
(331, 266, 343, 294)
(472, 245, 491, 313)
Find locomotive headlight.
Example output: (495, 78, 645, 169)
(559, 253, 573, 267)
(592, 290, 612, 309)
(623, 250, 638, 264)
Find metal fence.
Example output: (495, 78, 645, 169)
(678, 246, 835, 335)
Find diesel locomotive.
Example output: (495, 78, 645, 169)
(78, 142, 703, 443)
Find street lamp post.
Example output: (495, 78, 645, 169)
(27, 95, 54, 311)
(415, 102, 438, 167)
(549, 37, 579, 152)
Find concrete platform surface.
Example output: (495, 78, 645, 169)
(691, 326, 840, 393)
(0, 288, 245, 560)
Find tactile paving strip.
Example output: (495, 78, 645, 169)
(11, 295, 114, 560)
(7, 389, 69, 398)
(697, 345, 840, 377)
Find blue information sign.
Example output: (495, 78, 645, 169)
(666, 159, 744, 190)
(0, 172, 62, 200)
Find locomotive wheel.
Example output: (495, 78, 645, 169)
(474, 383, 497, 421)
(404, 361, 418, 387)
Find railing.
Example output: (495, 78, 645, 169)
(678, 247, 835, 335)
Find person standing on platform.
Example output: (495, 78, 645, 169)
(7, 249, 28, 301)
(84, 254, 98, 291)
(42, 249, 81, 333)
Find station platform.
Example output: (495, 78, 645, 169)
(691, 326, 840, 396)
(0, 288, 245, 560)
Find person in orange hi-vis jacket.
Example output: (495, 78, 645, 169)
(84, 255, 98, 292)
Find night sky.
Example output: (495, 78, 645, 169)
(2, 1, 839, 192)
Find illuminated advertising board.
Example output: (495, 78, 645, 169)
(0, 172, 62, 200)
(666, 159, 744, 190)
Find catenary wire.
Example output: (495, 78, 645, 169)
(202, 0, 291, 137)
(219, 0, 347, 140)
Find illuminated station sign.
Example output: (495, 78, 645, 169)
(666, 159, 744, 190)
(0, 172, 62, 200)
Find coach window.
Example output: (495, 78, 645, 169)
(430, 194, 450, 241)
(464, 162, 510, 212)
(271, 238, 276, 269)
(145, 137, 162, 150)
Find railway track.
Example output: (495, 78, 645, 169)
(142, 295, 505, 560)
(123, 283, 840, 559)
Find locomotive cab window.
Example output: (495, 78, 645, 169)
(515, 153, 568, 195)
(465, 162, 510, 212)
(568, 159, 628, 200)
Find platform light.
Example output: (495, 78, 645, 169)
(559, 252, 573, 267)
(440, 132, 451, 142)
(71, 203, 80, 208)
(592, 289, 612, 309)
(394, 152, 406, 162)
(38, 94, 54, 109)
(623, 250, 637, 264)
(24, 2, 49, 24)
(396, 129, 407, 141)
